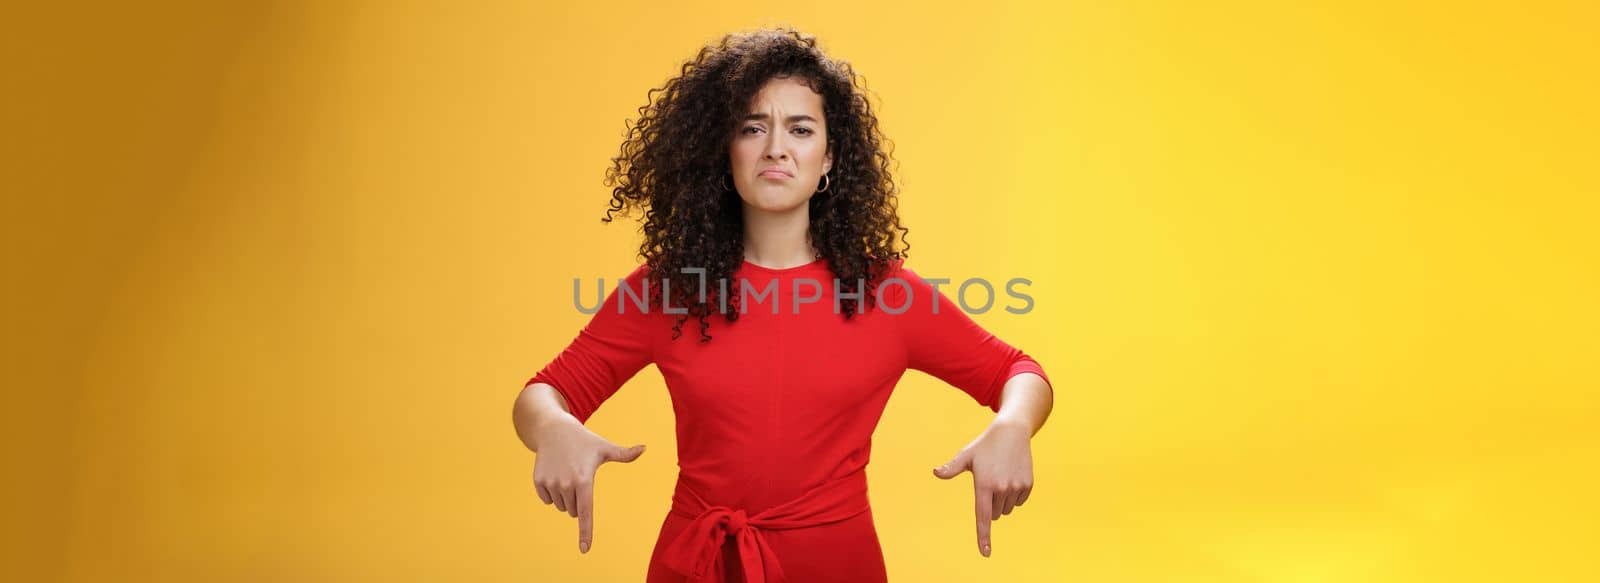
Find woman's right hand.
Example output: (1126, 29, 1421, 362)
(531, 415, 647, 554)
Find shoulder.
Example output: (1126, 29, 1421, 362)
(625, 262, 652, 282)
(600, 262, 656, 305)
(873, 257, 936, 306)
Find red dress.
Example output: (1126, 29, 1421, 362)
(527, 258, 1051, 583)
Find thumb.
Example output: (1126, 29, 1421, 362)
(932, 451, 971, 480)
(605, 444, 647, 464)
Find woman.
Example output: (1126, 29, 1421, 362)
(512, 28, 1054, 582)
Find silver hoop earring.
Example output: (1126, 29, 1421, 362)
(724, 174, 735, 191)
(817, 174, 831, 193)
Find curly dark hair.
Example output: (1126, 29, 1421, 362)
(601, 27, 910, 342)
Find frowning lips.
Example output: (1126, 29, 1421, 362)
(757, 166, 794, 179)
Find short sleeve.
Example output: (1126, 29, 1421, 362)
(887, 261, 1052, 412)
(525, 263, 657, 424)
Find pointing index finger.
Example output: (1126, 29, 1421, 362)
(975, 482, 993, 557)
(578, 482, 594, 553)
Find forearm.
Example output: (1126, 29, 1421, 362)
(513, 382, 578, 452)
(992, 372, 1052, 436)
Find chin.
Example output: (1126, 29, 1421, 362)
(739, 189, 812, 213)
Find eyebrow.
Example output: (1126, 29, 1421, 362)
(741, 113, 820, 124)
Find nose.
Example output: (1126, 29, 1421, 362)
(763, 130, 789, 161)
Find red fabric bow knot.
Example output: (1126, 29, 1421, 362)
(660, 472, 872, 583)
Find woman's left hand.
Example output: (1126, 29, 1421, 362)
(932, 418, 1034, 558)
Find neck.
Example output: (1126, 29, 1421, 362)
(742, 203, 818, 269)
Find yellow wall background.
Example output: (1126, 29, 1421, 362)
(4, 1, 1596, 581)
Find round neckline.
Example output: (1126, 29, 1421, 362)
(740, 257, 827, 274)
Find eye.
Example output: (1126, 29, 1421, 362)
(792, 127, 814, 136)
(741, 126, 763, 135)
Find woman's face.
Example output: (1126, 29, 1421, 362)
(729, 76, 833, 213)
